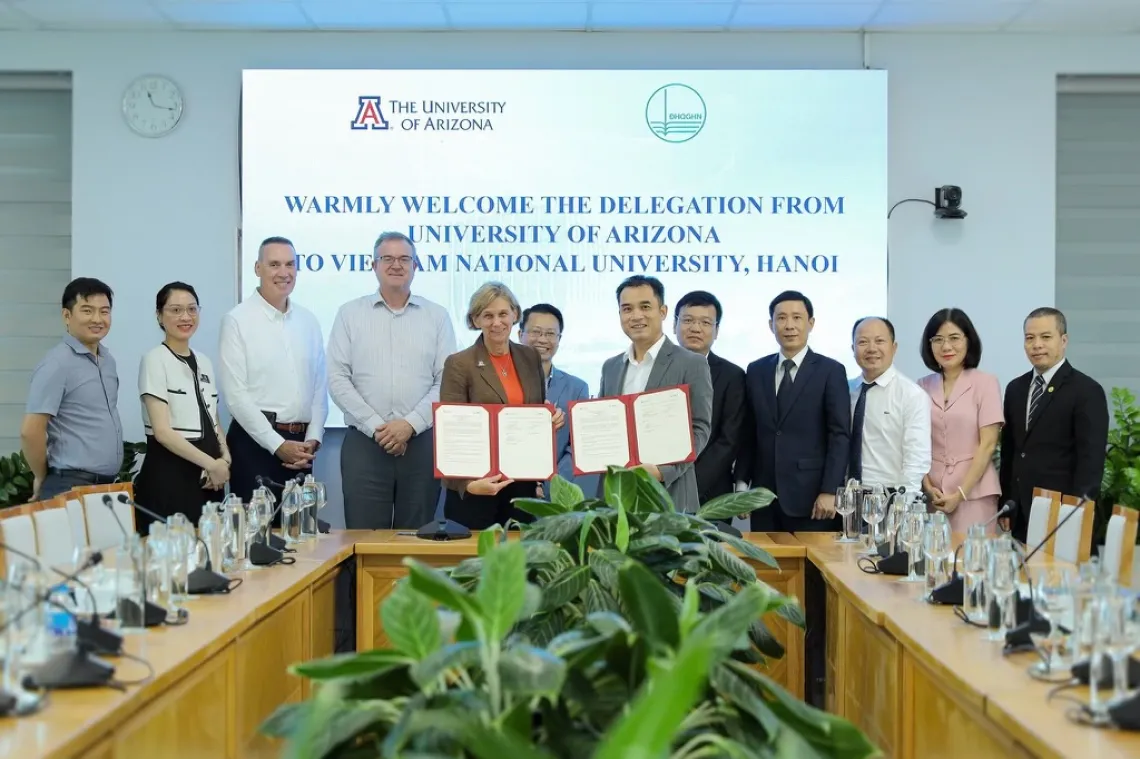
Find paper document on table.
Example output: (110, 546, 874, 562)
(433, 404, 492, 479)
(568, 398, 631, 474)
(633, 387, 695, 466)
(497, 405, 555, 480)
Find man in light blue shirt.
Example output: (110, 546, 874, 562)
(21, 278, 124, 501)
(327, 232, 456, 529)
(518, 303, 598, 498)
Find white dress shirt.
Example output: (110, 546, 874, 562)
(327, 291, 456, 438)
(775, 345, 809, 392)
(219, 290, 328, 454)
(622, 333, 667, 395)
(1026, 358, 1066, 425)
(849, 364, 931, 493)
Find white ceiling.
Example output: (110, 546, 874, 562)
(0, 0, 1137, 33)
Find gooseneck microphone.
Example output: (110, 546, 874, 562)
(1004, 494, 1093, 649)
(112, 494, 232, 595)
(0, 542, 122, 655)
(97, 495, 169, 627)
(257, 474, 305, 552)
(931, 501, 1014, 606)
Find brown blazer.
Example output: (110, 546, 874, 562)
(439, 335, 546, 492)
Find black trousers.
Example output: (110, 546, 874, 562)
(340, 428, 439, 529)
(227, 421, 306, 506)
(750, 498, 841, 533)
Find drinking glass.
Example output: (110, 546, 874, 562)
(962, 525, 989, 621)
(834, 488, 859, 543)
(897, 510, 926, 584)
(986, 541, 1020, 640)
(860, 491, 886, 556)
(1031, 565, 1072, 673)
(1101, 591, 1139, 704)
(923, 512, 953, 598)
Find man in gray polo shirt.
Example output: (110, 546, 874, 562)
(21, 278, 124, 500)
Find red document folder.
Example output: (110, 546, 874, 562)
(431, 402, 556, 481)
(567, 384, 696, 476)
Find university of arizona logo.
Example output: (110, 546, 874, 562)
(351, 96, 390, 131)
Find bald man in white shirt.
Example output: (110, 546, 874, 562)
(848, 316, 931, 495)
(219, 236, 328, 503)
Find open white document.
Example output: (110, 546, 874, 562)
(496, 405, 555, 480)
(568, 397, 632, 474)
(433, 404, 492, 479)
(569, 386, 695, 474)
(632, 387, 694, 465)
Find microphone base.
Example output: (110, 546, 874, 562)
(76, 617, 124, 656)
(188, 567, 231, 595)
(115, 598, 169, 628)
(267, 533, 288, 552)
(249, 541, 284, 566)
(317, 518, 331, 534)
(930, 575, 964, 606)
(25, 648, 115, 690)
(415, 519, 472, 541)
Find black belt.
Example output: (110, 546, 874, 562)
(47, 468, 118, 485)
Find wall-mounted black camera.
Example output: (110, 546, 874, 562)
(934, 185, 967, 219)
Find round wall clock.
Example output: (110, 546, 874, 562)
(122, 75, 184, 138)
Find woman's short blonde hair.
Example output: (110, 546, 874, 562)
(466, 281, 521, 330)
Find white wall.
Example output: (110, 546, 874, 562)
(1, 30, 1138, 524)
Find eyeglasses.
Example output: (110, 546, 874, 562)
(930, 334, 964, 347)
(377, 255, 414, 267)
(164, 306, 200, 317)
(680, 317, 715, 330)
(525, 329, 560, 340)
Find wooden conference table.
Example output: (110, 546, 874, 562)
(4, 530, 1140, 758)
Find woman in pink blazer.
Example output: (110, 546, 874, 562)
(916, 309, 1005, 533)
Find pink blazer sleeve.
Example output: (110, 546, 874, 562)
(976, 372, 1005, 428)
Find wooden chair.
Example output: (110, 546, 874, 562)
(71, 482, 136, 550)
(1046, 493, 1095, 564)
(1101, 505, 1139, 586)
(0, 499, 48, 577)
(27, 495, 77, 568)
(1026, 487, 1062, 547)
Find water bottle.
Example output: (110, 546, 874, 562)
(300, 475, 319, 538)
(281, 482, 301, 544)
(44, 585, 77, 655)
(115, 533, 148, 634)
(224, 494, 247, 566)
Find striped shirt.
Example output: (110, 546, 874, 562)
(326, 291, 456, 437)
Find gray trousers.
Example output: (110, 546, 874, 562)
(340, 428, 440, 529)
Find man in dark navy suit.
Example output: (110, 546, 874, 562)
(738, 290, 851, 532)
(1000, 307, 1108, 543)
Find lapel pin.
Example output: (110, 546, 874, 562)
(1048, 386, 1054, 393)
(477, 360, 485, 368)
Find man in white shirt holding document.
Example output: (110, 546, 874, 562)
(593, 275, 713, 512)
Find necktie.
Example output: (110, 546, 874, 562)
(1028, 374, 1045, 427)
(848, 382, 875, 481)
(776, 358, 796, 416)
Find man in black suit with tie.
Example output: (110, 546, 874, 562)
(738, 290, 851, 531)
(674, 291, 747, 504)
(1000, 307, 1108, 542)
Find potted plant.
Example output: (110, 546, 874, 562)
(263, 467, 878, 758)
(1099, 387, 1140, 542)
(0, 451, 33, 509)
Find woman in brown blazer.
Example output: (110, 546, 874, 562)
(440, 281, 564, 529)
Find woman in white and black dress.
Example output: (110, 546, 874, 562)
(134, 282, 230, 533)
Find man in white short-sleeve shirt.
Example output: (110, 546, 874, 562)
(219, 236, 328, 504)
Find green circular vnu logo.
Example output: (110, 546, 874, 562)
(646, 83, 706, 143)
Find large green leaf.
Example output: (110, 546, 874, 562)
(477, 541, 528, 641)
(499, 644, 567, 696)
(539, 565, 591, 611)
(405, 709, 556, 759)
(691, 582, 770, 659)
(639, 512, 690, 536)
(697, 488, 775, 521)
(592, 624, 715, 759)
(701, 530, 780, 570)
(405, 559, 484, 626)
(380, 581, 442, 661)
(605, 466, 669, 515)
(630, 466, 674, 512)
(513, 498, 575, 519)
(290, 649, 411, 681)
(709, 664, 781, 739)
(410, 641, 482, 688)
(477, 526, 504, 557)
(525, 511, 589, 543)
(550, 475, 585, 509)
(615, 499, 630, 553)
(708, 540, 758, 584)
(616, 560, 680, 649)
(588, 548, 625, 592)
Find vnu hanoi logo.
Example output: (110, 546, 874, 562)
(351, 96, 390, 131)
(645, 84, 706, 143)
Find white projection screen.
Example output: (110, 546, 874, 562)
(240, 70, 888, 426)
